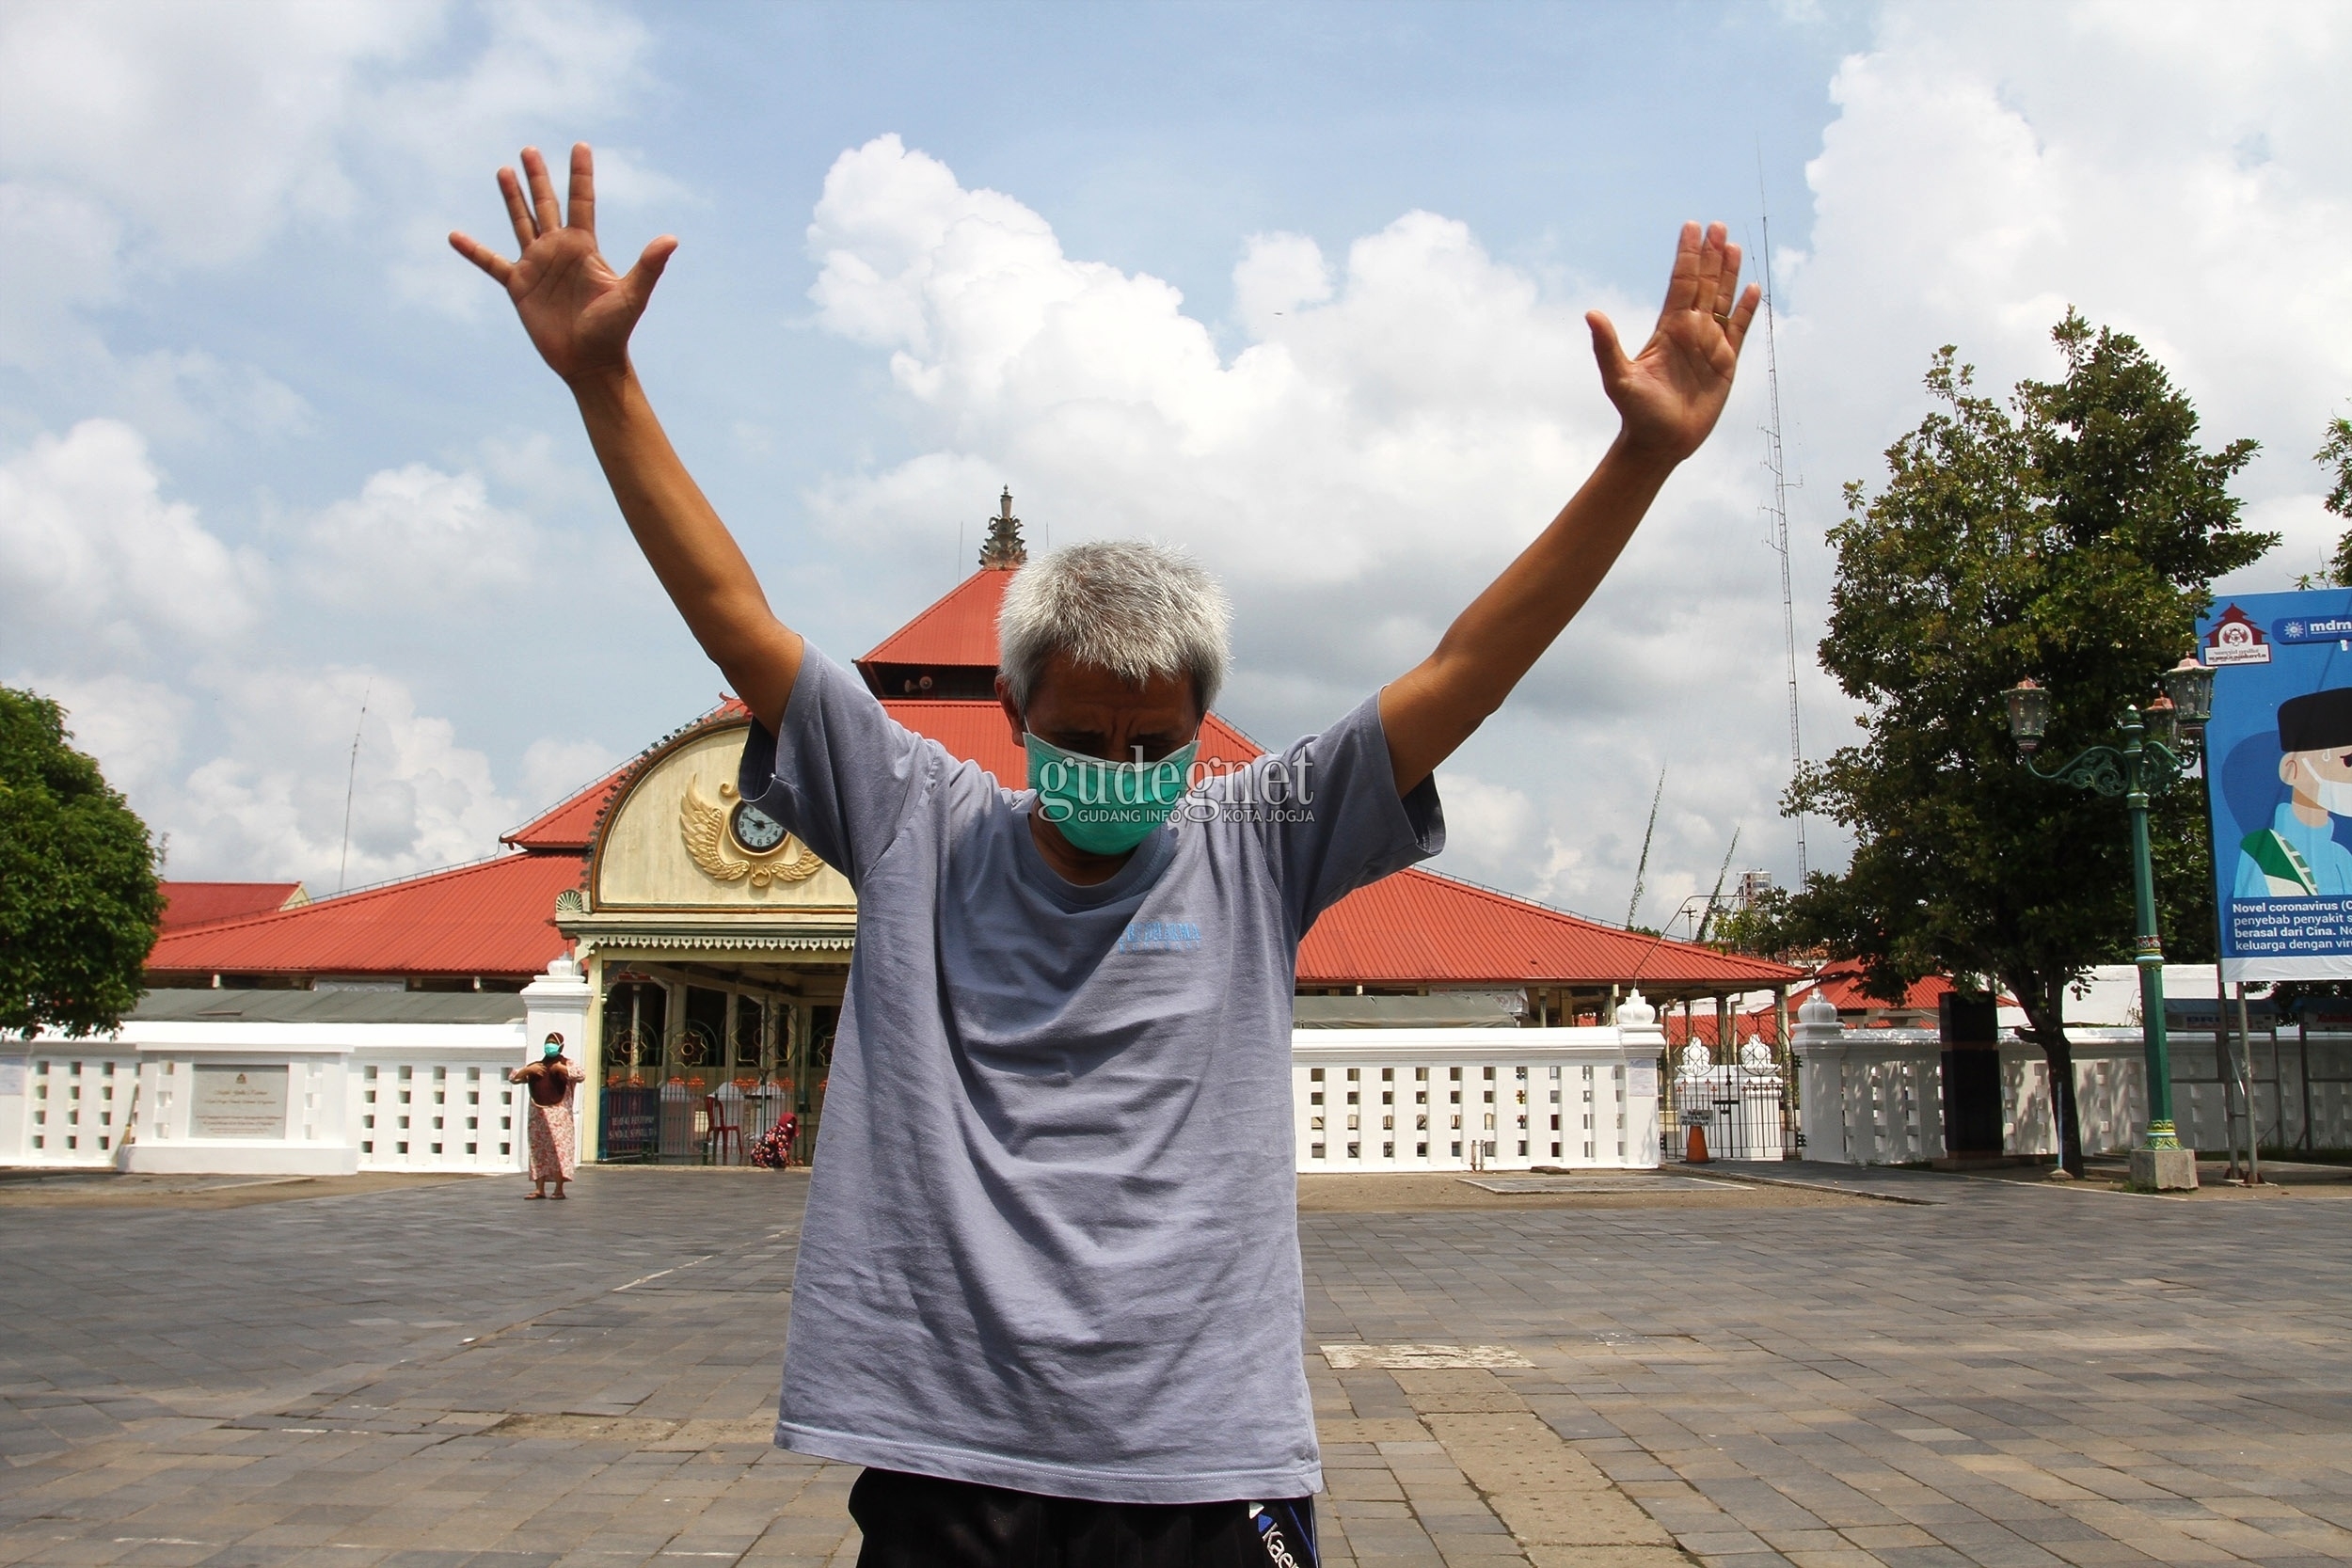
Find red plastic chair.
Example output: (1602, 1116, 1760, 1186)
(702, 1094, 742, 1165)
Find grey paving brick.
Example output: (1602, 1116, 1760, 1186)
(9, 1168, 2352, 1566)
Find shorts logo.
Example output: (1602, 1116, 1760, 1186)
(1249, 1502, 1316, 1568)
(1118, 920, 1202, 955)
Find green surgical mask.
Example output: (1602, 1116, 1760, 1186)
(1024, 731, 1200, 855)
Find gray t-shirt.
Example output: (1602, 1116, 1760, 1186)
(739, 649, 1443, 1503)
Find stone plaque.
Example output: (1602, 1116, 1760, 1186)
(1627, 1062, 1659, 1097)
(190, 1064, 288, 1139)
(0, 1061, 24, 1097)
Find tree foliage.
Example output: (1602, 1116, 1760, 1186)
(1713, 886, 1799, 960)
(1, 688, 162, 1037)
(1767, 314, 2271, 1167)
(2323, 415, 2352, 587)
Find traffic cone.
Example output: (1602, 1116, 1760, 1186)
(1685, 1122, 1710, 1164)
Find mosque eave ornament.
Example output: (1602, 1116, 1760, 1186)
(680, 778, 825, 888)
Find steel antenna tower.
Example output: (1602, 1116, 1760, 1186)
(1756, 195, 1808, 884)
(337, 682, 370, 895)
(1625, 767, 1666, 930)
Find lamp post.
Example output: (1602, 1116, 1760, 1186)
(2002, 657, 2214, 1190)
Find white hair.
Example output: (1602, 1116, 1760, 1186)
(997, 540, 1232, 713)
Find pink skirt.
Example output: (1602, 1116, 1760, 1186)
(528, 1101, 578, 1181)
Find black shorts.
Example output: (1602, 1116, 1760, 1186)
(848, 1467, 1317, 1568)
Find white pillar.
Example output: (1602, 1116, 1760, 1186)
(1790, 994, 1849, 1164)
(521, 954, 593, 1171)
(523, 953, 593, 1061)
(1614, 989, 1665, 1169)
(0, 1051, 25, 1164)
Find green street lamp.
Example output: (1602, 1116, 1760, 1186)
(2002, 657, 2214, 1185)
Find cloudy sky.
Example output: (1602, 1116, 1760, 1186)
(4, 0, 2347, 929)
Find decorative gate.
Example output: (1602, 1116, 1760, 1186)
(1667, 1040, 1786, 1161)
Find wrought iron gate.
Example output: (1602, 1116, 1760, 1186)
(1667, 1041, 1786, 1161)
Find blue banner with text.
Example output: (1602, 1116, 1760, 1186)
(2199, 589, 2352, 982)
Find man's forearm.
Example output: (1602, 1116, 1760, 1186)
(569, 366, 803, 725)
(1380, 436, 1677, 791)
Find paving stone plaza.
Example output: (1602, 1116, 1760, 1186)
(3, 1165, 2349, 1568)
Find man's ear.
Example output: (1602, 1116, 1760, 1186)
(995, 673, 1024, 743)
(2282, 752, 2303, 787)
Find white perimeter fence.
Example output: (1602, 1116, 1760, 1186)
(3, 974, 1674, 1177)
(29, 978, 2336, 1176)
(1291, 1016, 1668, 1174)
(0, 1031, 536, 1176)
(1, 963, 594, 1177)
(1793, 1005, 2352, 1165)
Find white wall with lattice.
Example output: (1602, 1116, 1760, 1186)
(1292, 1002, 1668, 1173)
(1793, 1005, 2352, 1164)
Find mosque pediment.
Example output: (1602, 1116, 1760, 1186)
(588, 722, 855, 913)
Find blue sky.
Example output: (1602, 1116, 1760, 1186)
(4, 0, 2347, 928)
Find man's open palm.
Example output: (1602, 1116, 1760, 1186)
(1588, 221, 1761, 463)
(450, 143, 675, 385)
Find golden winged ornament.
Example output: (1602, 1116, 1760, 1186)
(679, 778, 826, 888)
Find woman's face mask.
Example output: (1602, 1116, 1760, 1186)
(1024, 731, 1200, 855)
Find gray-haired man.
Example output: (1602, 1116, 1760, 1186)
(455, 143, 1758, 1568)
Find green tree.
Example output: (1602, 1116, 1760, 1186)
(1714, 885, 1800, 961)
(2322, 416, 2352, 586)
(1, 688, 163, 1037)
(1780, 313, 2271, 1174)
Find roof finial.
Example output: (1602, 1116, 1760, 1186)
(978, 486, 1026, 570)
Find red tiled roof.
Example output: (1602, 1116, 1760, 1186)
(1298, 870, 1803, 990)
(1664, 1010, 1779, 1049)
(858, 568, 1015, 675)
(146, 853, 580, 980)
(150, 691, 1798, 992)
(1653, 959, 1999, 1049)
(884, 701, 1267, 784)
(150, 558, 1797, 993)
(503, 776, 619, 851)
(1801, 958, 1954, 1014)
(159, 881, 306, 930)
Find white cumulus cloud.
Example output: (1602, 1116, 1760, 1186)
(1428, 772, 1540, 883)
(21, 671, 190, 824)
(0, 0, 658, 367)
(297, 462, 534, 604)
(1787, 1, 2352, 535)
(0, 419, 261, 669)
(0, 0, 431, 266)
(171, 665, 519, 891)
(1, 418, 605, 885)
(799, 133, 1792, 916)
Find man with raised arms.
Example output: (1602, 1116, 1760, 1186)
(453, 144, 1758, 1568)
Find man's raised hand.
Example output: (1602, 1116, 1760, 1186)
(450, 143, 676, 386)
(1585, 221, 1761, 465)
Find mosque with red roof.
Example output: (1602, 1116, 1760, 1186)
(143, 493, 1800, 1162)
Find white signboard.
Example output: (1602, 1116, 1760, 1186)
(0, 1061, 25, 1097)
(191, 1064, 288, 1139)
(1627, 1062, 1659, 1097)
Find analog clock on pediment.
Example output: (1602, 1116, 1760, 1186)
(730, 800, 788, 854)
(680, 777, 825, 889)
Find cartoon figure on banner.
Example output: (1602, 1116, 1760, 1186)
(2234, 687, 2352, 897)
(2201, 588, 2352, 987)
